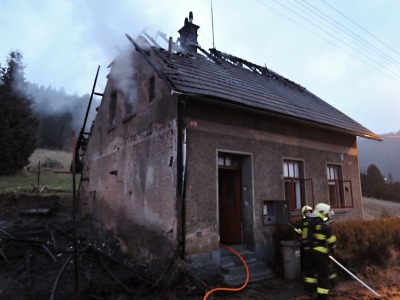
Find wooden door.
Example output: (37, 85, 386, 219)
(219, 169, 242, 244)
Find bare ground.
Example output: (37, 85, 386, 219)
(0, 193, 399, 299)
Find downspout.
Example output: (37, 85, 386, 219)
(181, 124, 187, 260)
(177, 95, 187, 260)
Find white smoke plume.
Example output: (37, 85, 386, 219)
(110, 45, 137, 108)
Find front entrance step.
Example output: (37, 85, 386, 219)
(218, 245, 275, 286)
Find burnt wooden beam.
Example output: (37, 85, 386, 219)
(125, 33, 176, 91)
(49, 254, 72, 300)
(0, 248, 9, 262)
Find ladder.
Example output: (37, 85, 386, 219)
(74, 65, 103, 173)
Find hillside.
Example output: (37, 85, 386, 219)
(27, 148, 72, 170)
(358, 132, 400, 181)
(0, 148, 74, 192)
(27, 82, 96, 150)
(362, 197, 400, 220)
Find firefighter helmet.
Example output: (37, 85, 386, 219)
(314, 203, 332, 217)
(301, 205, 313, 218)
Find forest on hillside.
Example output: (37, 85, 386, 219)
(358, 132, 400, 181)
(1, 50, 100, 175)
(28, 83, 98, 150)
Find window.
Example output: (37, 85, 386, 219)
(148, 76, 155, 103)
(109, 90, 117, 126)
(327, 164, 344, 208)
(283, 160, 305, 210)
(218, 154, 241, 168)
(124, 93, 135, 117)
(123, 72, 138, 118)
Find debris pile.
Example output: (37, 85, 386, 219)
(0, 193, 173, 299)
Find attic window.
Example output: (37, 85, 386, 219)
(122, 72, 138, 119)
(109, 90, 117, 126)
(148, 76, 155, 103)
(124, 92, 134, 116)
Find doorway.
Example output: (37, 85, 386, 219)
(218, 168, 242, 244)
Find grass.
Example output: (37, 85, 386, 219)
(0, 148, 78, 193)
(362, 197, 400, 220)
(29, 148, 73, 169)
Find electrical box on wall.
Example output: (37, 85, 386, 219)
(262, 200, 289, 225)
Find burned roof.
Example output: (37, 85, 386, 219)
(131, 34, 380, 140)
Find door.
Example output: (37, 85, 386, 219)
(219, 168, 242, 244)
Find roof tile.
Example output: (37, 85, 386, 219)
(152, 47, 380, 140)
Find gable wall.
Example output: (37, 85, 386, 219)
(79, 48, 180, 266)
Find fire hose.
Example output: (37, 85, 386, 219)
(328, 255, 380, 297)
(203, 244, 249, 300)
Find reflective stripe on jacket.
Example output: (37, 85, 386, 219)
(312, 214, 336, 254)
(300, 216, 317, 248)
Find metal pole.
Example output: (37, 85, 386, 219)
(287, 222, 300, 233)
(37, 161, 40, 199)
(72, 131, 79, 299)
(329, 255, 380, 297)
(211, 0, 215, 49)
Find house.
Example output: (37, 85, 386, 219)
(77, 12, 380, 282)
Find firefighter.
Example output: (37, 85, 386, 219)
(326, 209, 338, 288)
(296, 205, 313, 235)
(299, 205, 318, 292)
(302, 205, 313, 219)
(311, 203, 337, 300)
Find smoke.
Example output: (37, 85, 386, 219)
(110, 45, 137, 109)
(27, 83, 97, 134)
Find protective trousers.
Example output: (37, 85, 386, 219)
(302, 249, 317, 291)
(314, 252, 330, 300)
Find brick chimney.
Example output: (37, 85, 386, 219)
(178, 11, 199, 54)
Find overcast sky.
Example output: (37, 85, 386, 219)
(1, 0, 400, 135)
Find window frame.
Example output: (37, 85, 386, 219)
(148, 75, 155, 103)
(326, 163, 353, 208)
(108, 90, 117, 127)
(283, 159, 306, 211)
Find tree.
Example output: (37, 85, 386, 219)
(362, 164, 385, 199)
(361, 165, 400, 202)
(37, 112, 72, 150)
(388, 172, 393, 183)
(0, 50, 38, 175)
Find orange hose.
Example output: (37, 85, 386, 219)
(203, 244, 250, 300)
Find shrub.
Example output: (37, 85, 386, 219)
(333, 218, 400, 271)
(385, 218, 400, 250)
(42, 158, 63, 169)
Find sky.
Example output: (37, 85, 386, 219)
(1, 0, 400, 135)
